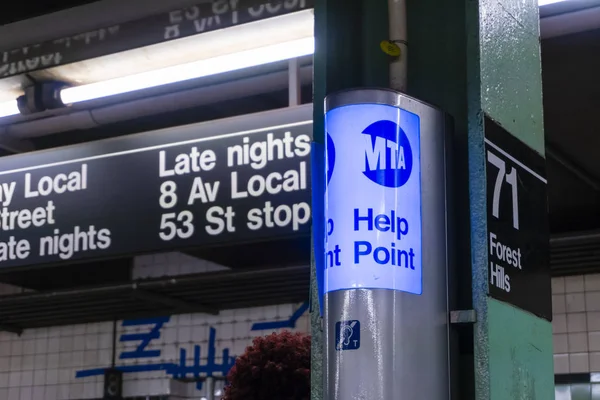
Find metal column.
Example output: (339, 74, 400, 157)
(321, 89, 451, 400)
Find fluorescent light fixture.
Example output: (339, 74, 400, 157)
(61, 36, 314, 105)
(0, 10, 313, 119)
(48, 10, 314, 86)
(0, 35, 313, 118)
(0, 100, 19, 118)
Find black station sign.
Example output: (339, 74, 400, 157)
(484, 115, 551, 321)
(0, 106, 313, 269)
(0, 0, 314, 78)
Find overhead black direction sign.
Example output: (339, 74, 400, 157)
(0, 0, 314, 78)
(0, 107, 313, 269)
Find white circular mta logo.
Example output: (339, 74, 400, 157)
(361, 120, 413, 188)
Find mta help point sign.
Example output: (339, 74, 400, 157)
(324, 103, 422, 294)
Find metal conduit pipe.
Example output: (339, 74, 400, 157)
(0, 66, 312, 140)
(388, 0, 408, 92)
(0, 265, 309, 303)
(550, 230, 600, 245)
(206, 377, 215, 400)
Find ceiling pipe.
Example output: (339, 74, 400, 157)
(546, 145, 600, 192)
(0, 134, 33, 153)
(1, 66, 312, 139)
(388, 0, 408, 92)
(0, 265, 309, 304)
(550, 230, 600, 245)
(540, 5, 600, 39)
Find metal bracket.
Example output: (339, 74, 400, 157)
(288, 58, 301, 107)
(450, 310, 477, 324)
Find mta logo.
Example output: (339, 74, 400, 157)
(362, 120, 413, 188)
(326, 132, 335, 185)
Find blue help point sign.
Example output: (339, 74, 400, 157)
(324, 103, 422, 295)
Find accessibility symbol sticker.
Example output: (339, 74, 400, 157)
(335, 320, 360, 351)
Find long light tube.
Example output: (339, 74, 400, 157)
(0, 100, 19, 118)
(0, 36, 314, 119)
(60, 36, 314, 105)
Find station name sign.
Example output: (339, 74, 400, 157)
(0, 106, 313, 269)
(484, 115, 551, 320)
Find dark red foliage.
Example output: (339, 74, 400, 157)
(222, 331, 311, 400)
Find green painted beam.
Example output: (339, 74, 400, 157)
(476, 2, 552, 400)
(310, 253, 323, 400)
(487, 299, 554, 399)
(407, 0, 552, 398)
(479, 0, 545, 156)
(312, 0, 389, 144)
(311, 1, 390, 399)
(312, 0, 552, 397)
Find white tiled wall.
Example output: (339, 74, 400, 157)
(553, 274, 600, 374)
(0, 303, 309, 400)
(3, 251, 600, 397)
(0, 252, 310, 400)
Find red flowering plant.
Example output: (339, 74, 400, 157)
(222, 331, 311, 400)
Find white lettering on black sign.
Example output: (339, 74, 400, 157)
(484, 116, 551, 320)
(0, 27, 120, 77)
(0, 109, 313, 269)
(0, 0, 313, 78)
(0, 163, 111, 262)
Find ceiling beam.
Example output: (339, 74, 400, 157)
(0, 322, 23, 335)
(0, 131, 34, 153)
(546, 145, 600, 192)
(541, 5, 600, 39)
(131, 288, 219, 316)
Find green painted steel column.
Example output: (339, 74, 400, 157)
(406, 0, 553, 399)
(312, 0, 552, 398)
(474, 0, 554, 396)
(310, 1, 389, 399)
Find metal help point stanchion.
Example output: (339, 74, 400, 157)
(321, 88, 452, 400)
